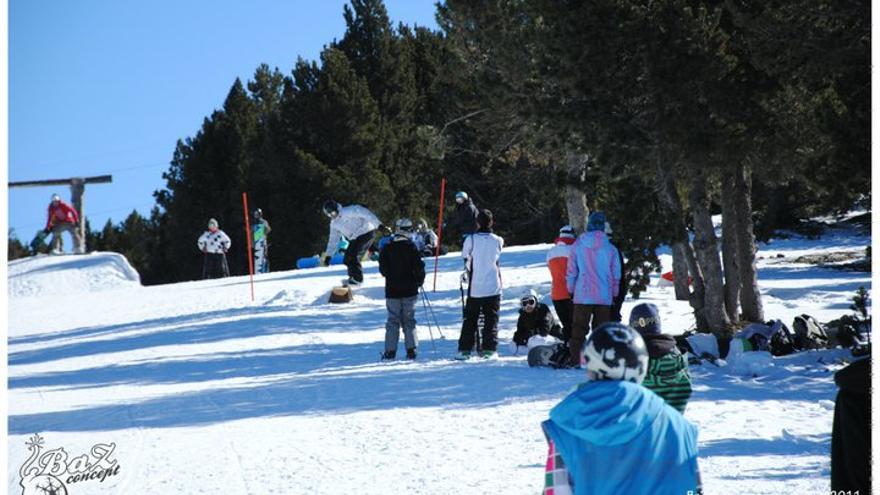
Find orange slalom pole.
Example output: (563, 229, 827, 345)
(242, 192, 255, 301)
(432, 177, 447, 292)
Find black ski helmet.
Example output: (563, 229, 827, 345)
(253, 208, 263, 220)
(322, 200, 340, 218)
(582, 322, 649, 384)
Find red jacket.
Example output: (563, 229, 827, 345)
(46, 201, 79, 229)
(546, 237, 575, 300)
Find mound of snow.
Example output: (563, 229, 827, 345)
(8, 252, 141, 299)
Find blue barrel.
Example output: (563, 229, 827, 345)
(296, 253, 347, 269)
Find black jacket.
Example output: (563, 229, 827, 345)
(513, 303, 563, 346)
(447, 199, 479, 236)
(831, 357, 870, 493)
(378, 234, 426, 298)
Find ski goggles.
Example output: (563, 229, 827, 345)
(521, 298, 537, 308)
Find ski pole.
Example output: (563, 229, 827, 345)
(420, 286, 445, 338)
(419, 289, 438, 353)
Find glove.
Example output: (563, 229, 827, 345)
(323, 255, 332, 267)
(43, 227, 50, 234)
(460, 271, 468, 284)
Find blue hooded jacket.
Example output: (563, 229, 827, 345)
(542, 380, 699, 495)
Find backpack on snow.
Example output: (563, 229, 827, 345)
(767, 319, 796, 356)
(792, 314, 829, 350)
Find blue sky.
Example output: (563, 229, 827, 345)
(9, 0, 438, 243)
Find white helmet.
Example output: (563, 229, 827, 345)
(395, 217, 414, 233)
(51, 193, 61, 203)
(454, 191, 468, 203)
(582, 323, 649, 384)
(520, 289, 538, 307)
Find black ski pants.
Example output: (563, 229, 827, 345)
(344, 230, 375, 283)
(552, 298, 574, 343)
(458, 295, 500, 352)
(203, 252, 230, 279)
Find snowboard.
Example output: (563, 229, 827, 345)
(29, 230, 49, 255)
(527, 343, 576, 368)
(527, 345, 558, 367)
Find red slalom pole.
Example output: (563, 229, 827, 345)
(242, 192, 255, 301)
(432, 177, 447, 292)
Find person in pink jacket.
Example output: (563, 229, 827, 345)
(565, 212, 621, 365)
(44, 193, 84, 254)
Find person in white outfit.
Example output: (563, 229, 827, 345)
(197, 218, 231, 279)
(322, 200, 382, 286)
(456, 209, 504, 359)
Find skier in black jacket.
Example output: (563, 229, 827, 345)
(513, 289, 564, 348)
(444, 191, 479, 245)
(378, 218, 426, 360)
(831, 357, 870, 493)
(606, 222, 627, 322)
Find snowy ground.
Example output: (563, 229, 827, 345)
(7, 226, 871, 494)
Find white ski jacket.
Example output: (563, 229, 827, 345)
(325, 205, 381, 256)
(462, 231, 504, 298)
(198, 229, 231, 254)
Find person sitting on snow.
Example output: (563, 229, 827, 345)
(378, 218, 426, 360)
(44, 193, 85, 254)
(198, 218, 231, 279)
(512, 289, 564, 350)
(541, 322, 702, 495)
(413, 219, 446, 257)
(322, 200, 381, 286)
(629, 302, 693, 414)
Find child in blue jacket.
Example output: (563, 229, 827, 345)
(541, 322, 702, 495)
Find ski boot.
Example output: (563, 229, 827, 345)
(406, 348, 417, 360)
(381, 350, 396, 361)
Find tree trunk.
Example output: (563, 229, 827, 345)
(687, 163, 732, 337)
(720, 169, 741, 325)
(733, 161, 764, 322)
(654, 161, 694, 301)
(564, 151, 590, 234)
(671, 243, 691, 301)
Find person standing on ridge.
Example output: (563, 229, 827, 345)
(252, 208, 272, 273)
(44, 193, 85, 254)
(444, 191, 478, 246)
(322, 200, 381, 286)
(378, 218, 426, 360)
(566, 211, 622, 365)
(456, 209, 504, 359)
(198, 218, 231, 279)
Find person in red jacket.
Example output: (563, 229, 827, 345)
(546, 225, 576, 342)
(45, 193, 84, 254)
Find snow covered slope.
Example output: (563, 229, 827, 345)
(8, 252, 141, 299)
(7, 226, 871, 494)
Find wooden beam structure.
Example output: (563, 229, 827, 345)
(9, 175, 113, 245)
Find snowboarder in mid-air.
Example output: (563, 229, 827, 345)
(322, 200, 381, 287)
(378, 218, 426, 360)
(198, 218, 231, 279)
(252, 208, 271, 273)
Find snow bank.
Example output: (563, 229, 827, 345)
(8, 252, 141, 299)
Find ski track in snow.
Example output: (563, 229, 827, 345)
(7, 227, 871, 494)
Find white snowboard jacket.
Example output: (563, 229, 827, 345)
(198, 229, 231, 254)
(462, 231, 504, 298)
(325, 205, 381, 256)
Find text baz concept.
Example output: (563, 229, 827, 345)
(18, 434, 122, 495)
